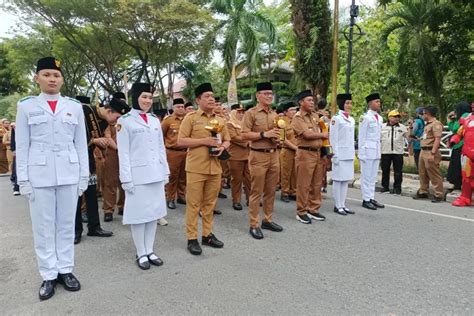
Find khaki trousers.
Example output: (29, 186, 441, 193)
(185, 172, 221, 240)
(248, 150, 279, 228)
(295, 149, 323, 215)
(419, 150, 444, 198)
(280, 148, 296, 196)
(229, 160, 251, 203)
(102, 150, 125, 214)
(0, 144, 8, 173)
(165, 149, 187, 200)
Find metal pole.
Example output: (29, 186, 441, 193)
(330, 0, 339, 115)
(345, 0, 356, 93)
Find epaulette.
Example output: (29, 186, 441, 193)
(121, 113, 131, 118)
(19, 96, 34, 102)
(67, 97, 81, 104)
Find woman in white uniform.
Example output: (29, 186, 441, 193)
(329, 94, 356, 216)
(117, 82, 170, 270)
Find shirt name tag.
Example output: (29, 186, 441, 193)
(132, 128, 145, 134)
(29, 111, 45, 117)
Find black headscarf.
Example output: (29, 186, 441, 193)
(131, 82, 152, 110)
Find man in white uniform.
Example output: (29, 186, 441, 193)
(358, 93, 385, 210)
(16, 57, 89, 300)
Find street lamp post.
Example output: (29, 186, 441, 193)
(343, 0, 364, 93)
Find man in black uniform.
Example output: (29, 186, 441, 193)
(73, 96, 128, 243)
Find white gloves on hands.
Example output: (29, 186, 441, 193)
(122, 182, 135, 194)
(19, 181, 34, 201)
(332, 156, 339, 165)
(78, 178, 89, 196)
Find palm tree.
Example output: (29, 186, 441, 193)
(381, 0, 448, 117)
(210, 0, 277, 78)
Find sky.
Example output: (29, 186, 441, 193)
(0, 0, 377, 39)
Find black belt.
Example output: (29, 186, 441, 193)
(250, 148, 277, 153)
(298, 146, 320, 152)
(421, 146, 433, 150)
(166, 147, 187, 152)
(282, 147, 296, 152)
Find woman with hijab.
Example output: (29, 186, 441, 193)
(447, 101, 471, 190)
(227, 104, 250, 211)
(117, 82, 170, 270)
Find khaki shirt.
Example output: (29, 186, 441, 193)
(241, 104, 278, 149)
(227, 122, 249, 161)
(281, 116, 297, 148)
(291, 110, 323, 148)
(420, 119, 443, 147)
(161, 114, 184, 148)
(178, 109, 230, 175)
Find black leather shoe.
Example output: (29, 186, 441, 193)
(57, 273, 81, 291)
(280, 195, 290, 203)
(118, 208, 124, 216)
(39, 280, 56, 301)
(432, 196, 443, 203)
(380, 187, 390, 193)
(74, 234, 81, 244)
(87, 228, 113, 237)
(187, 239, 202, 255)
(147, 253, 163, 266)
(413, 191, 429, 200)
(202, 233, 224, 248)
(370, 199, 385, 208)
(334, 207, 347, 215)
(81, 212, 88, 223)
(289, 195, 297, 201)
(213, 209, 222, 215)
(362, 200, 377, 210)
(232, 203, 243, 210)
(135, 255, 150, 270)
(218, 192, 227, 199)
(167, 200, 176, 209)
(343, 207, 355, 215)
(104, 213, 113, 222)
(176, 197, 186, 205)
(261, 221, 283, 232)
(249, 227, 264, 239)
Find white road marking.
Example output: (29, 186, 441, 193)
(346, 198, 474, 223)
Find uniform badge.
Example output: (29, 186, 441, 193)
(331, 120, 335, 125)
(116, 124, 122, 132)
(55, 59, 61, 68)
(66, 112, 72, 116)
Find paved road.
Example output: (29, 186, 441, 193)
(0, 176, 473, 315)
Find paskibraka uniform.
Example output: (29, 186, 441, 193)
(16, 93, 89, 281)
(178, 109, 230, 240)
(292, 110, 324, 216)
(242, 104, 280, 228)
(161, 113, 187, 202)
(418, 119, 444, 199)
(358, 110, 383, 202)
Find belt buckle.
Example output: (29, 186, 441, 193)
(269, 149, 275, 153)
(52, 144, 61, 152)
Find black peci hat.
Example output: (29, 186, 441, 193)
(280, 101, 297, 112)
(256, 82, 273, 92)
(36, 57, 62, 73)
(184, 101, 194, 108)
(173, 98, 185, 105)
(230, 103, 244, 111)
(365, 93, 380, 103)
(76, 96, 91, 105)
(194, 83, 213, 98)
(336, 93, 352, 111)
(296, 90, 313, 102)
(113, 92, 126, 100)
(108, 98, 129, 114)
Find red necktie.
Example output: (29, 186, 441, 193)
(47, 100, 58, 113)
(374, 114, 379, 121)
(139, 113, 148, 124)
(342, 112, 349, 119)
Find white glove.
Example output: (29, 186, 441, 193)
(332, 156, 339, 165)
(78, 177, 89, 196)
(19, 181, 35, 201)
(164, 174, 170, 185)
(122, 182, 135, 194)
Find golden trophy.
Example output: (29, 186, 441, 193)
(274, 117, 287, 141)
(319, 119, 333, 157)
(205, 118, 224, 156)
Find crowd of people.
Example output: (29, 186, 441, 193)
(4, 57, 472, 301)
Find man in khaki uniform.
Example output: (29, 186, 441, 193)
(242, 82, 283, 240)
(413, 106, 445, 202)
(279, 102, 298, 202)
(0, 118, 10, 174)
(162, 98, 187, 209)
(291, 90, 328, 224)
(177, 83, 230, 256)
(2, 120, 13, 173)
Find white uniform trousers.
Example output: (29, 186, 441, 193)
(360, 159, 380, 201)
(29, 184, 78, 280)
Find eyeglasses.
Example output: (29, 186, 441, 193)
(259, 92, 273, 96)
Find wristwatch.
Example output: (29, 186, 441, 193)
(260, 131, 265, 139)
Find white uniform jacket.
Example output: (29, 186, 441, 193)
(358, 109, 383, 160)
(329, 110, 355, 161)
(381, 123, 408, 155)
(117, 109, 170, 186)
(15, 93, 89, 188)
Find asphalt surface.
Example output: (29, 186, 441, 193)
(0, 175, 473, 315)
